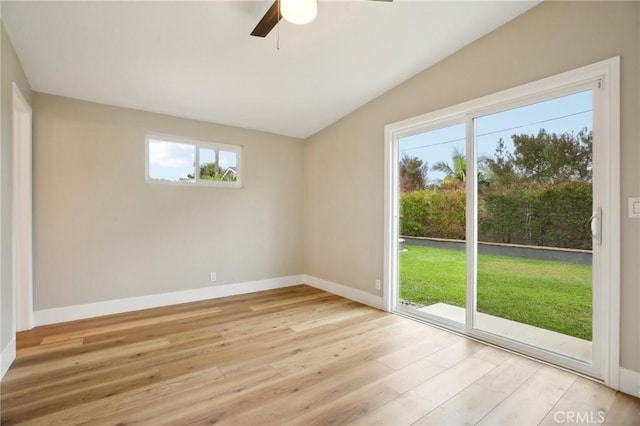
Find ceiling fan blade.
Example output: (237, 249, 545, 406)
(251, 1, 281, 38)
(250, 0, 393, 38)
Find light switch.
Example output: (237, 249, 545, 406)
(629, 198, 640, 218)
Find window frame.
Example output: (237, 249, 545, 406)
(145, 133, 243, 188)
(384, 57, 620, 387)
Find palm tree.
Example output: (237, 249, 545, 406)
(431, 147, 466, 184)
(431, 147, 491, 187)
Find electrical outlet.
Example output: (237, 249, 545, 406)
(375, 279, 381, 290)
(210, 272, 217, 282)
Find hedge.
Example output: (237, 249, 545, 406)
(400, 181, 592, 250)
(400, 190, 465, 240)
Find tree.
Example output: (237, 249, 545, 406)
(431, 147, 466, 185)
(188, 163, 237, 182)
(399, 154, 428, 193)
(429, 148, 491, 188)
(199, 162, 224, 180)
(486, 128, 592, 186)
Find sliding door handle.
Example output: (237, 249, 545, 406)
(589, 208, 602, 245)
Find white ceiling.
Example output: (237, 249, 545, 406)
(2, 1, 539, 138)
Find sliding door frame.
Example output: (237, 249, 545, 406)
(384, 57, 620, 388)
(465, 80, 603, 379)
(385, 115, 468, 332)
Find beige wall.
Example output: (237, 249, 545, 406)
(3, 0, 639, 377)
(304, 1, 640, 372)
(1, 22, 33, 351)
(33, 93, 304, 309)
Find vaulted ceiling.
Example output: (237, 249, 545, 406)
(2, 1, 539, 138)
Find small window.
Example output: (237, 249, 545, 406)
(146, 135, 242, 188)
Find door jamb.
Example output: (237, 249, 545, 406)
(12, 82, 34, 333)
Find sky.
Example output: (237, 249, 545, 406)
(399, 90, 593, 182)
(148, 90, 592, 183)
(148, 140, 238, 181)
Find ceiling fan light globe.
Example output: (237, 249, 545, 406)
(281, 0, 318, 25)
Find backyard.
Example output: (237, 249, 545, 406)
(399, 244, 592, 340)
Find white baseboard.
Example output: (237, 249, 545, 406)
(34, 275, 305, 326)
(304, 275, 383, 310)
(1, 335, 17, 380)
(619, 367, 640, 397)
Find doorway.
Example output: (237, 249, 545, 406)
(384, 58, 620, 384)
(12, 82, 34, 332)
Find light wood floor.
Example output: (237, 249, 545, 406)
(1, 285, 638, 425)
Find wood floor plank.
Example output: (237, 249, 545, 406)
(1, 367, 161, 423)
(404, 356, 498, 417)
(10, 364, 226, 425)
(270, 319, 424, 376)
(3, 337, 172, 384)
(376, 330, 461, 370)
(349, 393, 428, 426)
(80, 364, 281, 426)
(539, 376, 617, 425)
(414, 355, 540, 425)
(287, 381, 400, 426)
(214, 296, 368, 340)
(476, 365, 577, 425)
(378, 357, 445, 394)
(40, 306, 223, 344)
(217, 361, 397, 426)
(2, 285, 637, 425)
(472, 344, 514, 366)
(289, 303, 372, 332)
(425, 337, 487, 368)
(216, 311, 396, 377)
(15, 337, 84, 357)
(358, 356, 498, 426)
(602, 391, 640, 425)
(1, 330, 229, 400)
(248, 290, 334, 311)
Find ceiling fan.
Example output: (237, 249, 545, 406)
(251, 0, 393, 38)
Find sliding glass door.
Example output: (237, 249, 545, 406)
(386, 58, 619, 381)
(470, 88, 595, 367)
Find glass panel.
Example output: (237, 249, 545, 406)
(218, 150, 238, 182)
(198, 148, 238, 182)
(474, 90, 593, 362)
(148, 139, 196, 182)
(198, 148, 218, 181)
(398, 123, 466, 325)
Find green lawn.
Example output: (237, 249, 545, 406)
(400, 245, 592, 340)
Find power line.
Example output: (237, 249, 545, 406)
(401, 136, 465, 152)
(399, 109, 592, 154)
(478, 109, 592, 138)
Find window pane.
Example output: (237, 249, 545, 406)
(198, 148, 218, 181)
(219, 151, 238, 182)
(199, 148, 238, 182)
(475, 89, 593, 360)
(397, 123, 467, 325)
(148, 140, 195, 182)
